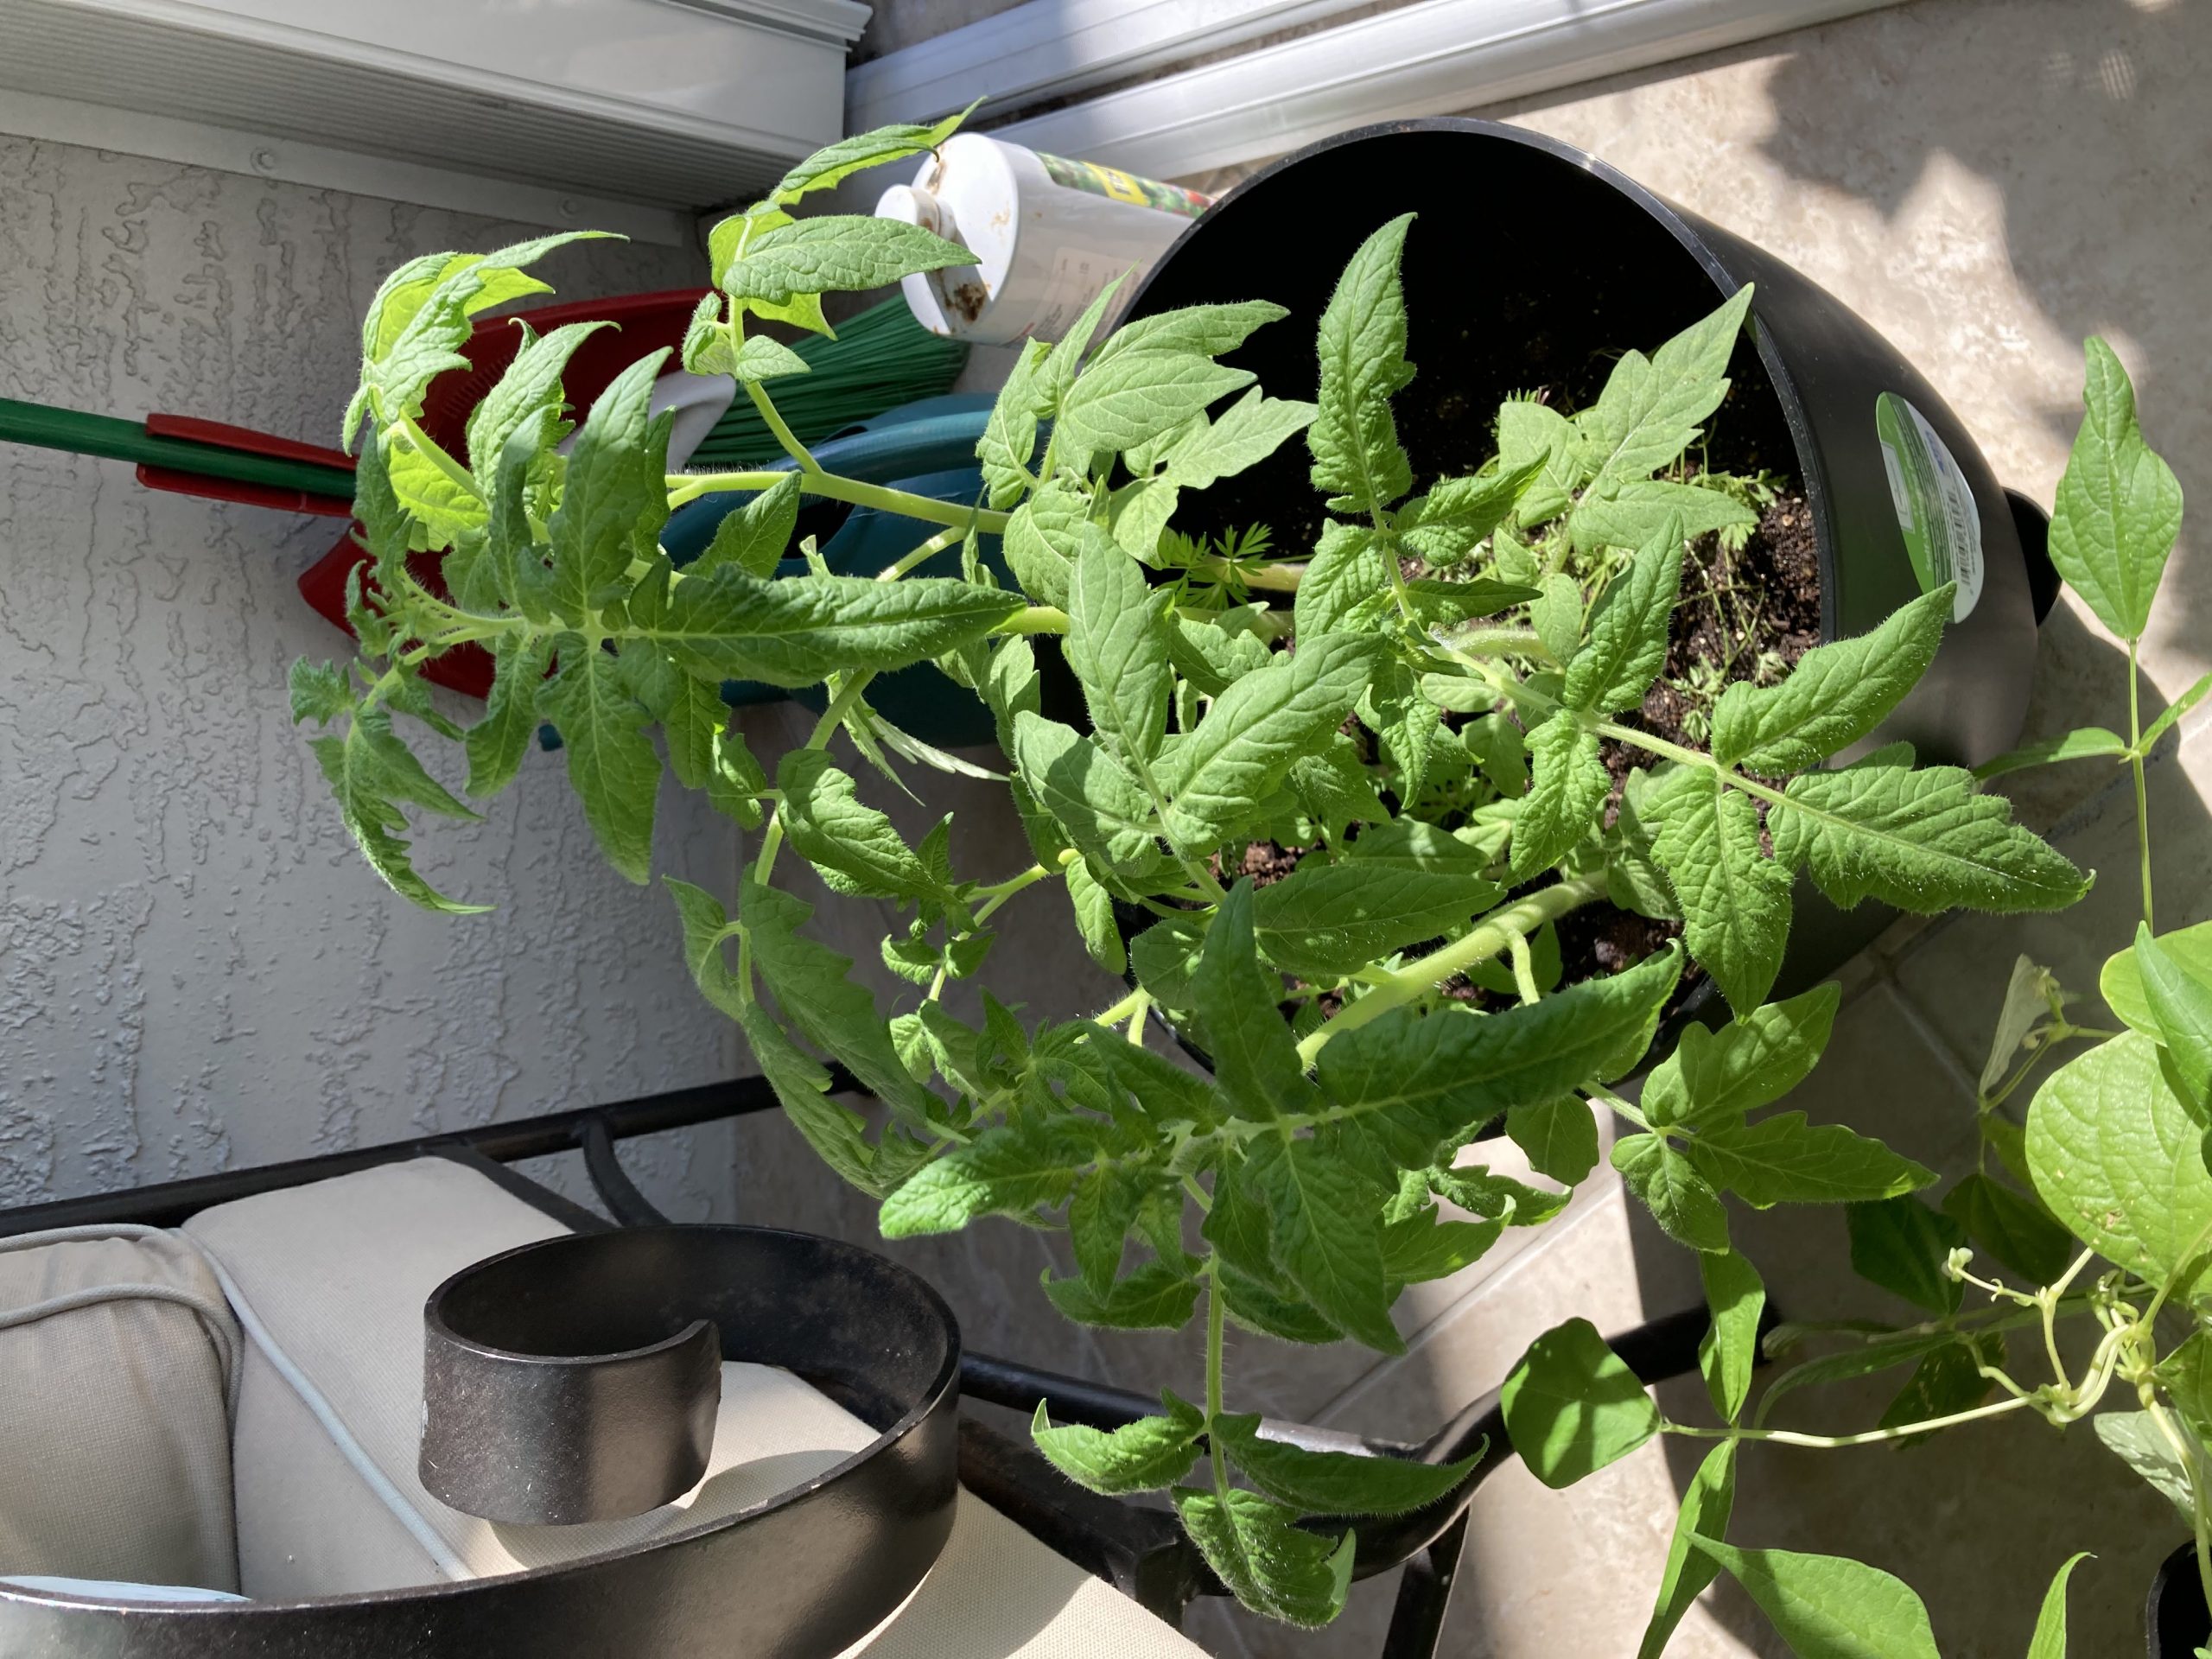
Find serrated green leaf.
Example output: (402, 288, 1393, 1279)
(1565, 515, 1683, 715)
(1042, 1259, 1200, 1329)
(1062, 856, 1126, 975)
(1503, 1317, 1660, 1489)
(1970, 725, 2129, 781)
(1576, 288, 1752, 498)
(724, 214, 970, 302)
(742, 877, 930, 1123)
(1643, 983, 1840, 1130)
(1512, 715, 1607, 880)
(2025, 1551, 2093, 1659)
(2028, 1030, 2212, 1293)
(385, 431, 486, 551)
(694, 472, 800, 578)
(1197, 880, 1316, 1122)
(1379, 1205, 1503, 1281)
(289, 658, 353, 726)
(2047, 337, 2182, 642)
(1847, 1194, 1964, 1314)
(1162, 632, 1378, 849)
(767, 109, 969, 206)
(549, 349, 671, 614)
(465, 318, 607, 478)
(880, 1118, 1091, 1237)
(1309, 213, 1415, 515)
(1012, 712, 1165, 875)
(1032, 1395, 1203, 1495)
(1173, 1487, 1354, 1629)
(1068, 1165, 1153, 1293)
(1700, 1249, 1765, 1423)
(1614, 1133, 1731, 1252)
(1497, 397, 1582, 526)
(1771, 761, 2088, 914)
(977, 340, 1049, 507)
(1684, 1112, 1933, 1206)
(1530, 572, 1584, 663)
(1397, 467, 1532, 566)
(308, 719, 486, 914)
(351, 234, 607, 439)
(464, 632, 552, 798)
(633, 566, 1020, 687)
(1251, 821, 1502, 980)
(1214, 1414, 1478, 1515)
(1713, 586, 1949, 774)
(1067, 530, 1174, 766)
(1054, 302, 1279, 461)
(1646, 766, 1792, 1014)
(539, 649, 658, 883)
(1687, 1539, 1940, 1659)
(1638, 1440, 1738, 1659)
(1316, 946, 1681, 1156)
(1000, 477, 1086, 608)
(1505, 1096, 1600, 1186)
(708, 723, 767, 830)
(776, 747, 936, 903)
(1569, 477, 1756, 554)
(1292, 521, 1387, 641)
(1159, 388, 1317, 490)
(1241, 1134, 1401, 1354)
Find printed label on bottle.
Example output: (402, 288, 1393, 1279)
(1874, 391, 1983, 621)
(1037, 152, 1213, 219)
(1024, 247, 1122, 342)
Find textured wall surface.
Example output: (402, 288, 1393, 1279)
(0, 136, 743, 1218)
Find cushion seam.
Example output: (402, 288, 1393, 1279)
(188, 1236, 471, 1584)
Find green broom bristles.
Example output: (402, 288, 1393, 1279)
(690, 298, 969, 469)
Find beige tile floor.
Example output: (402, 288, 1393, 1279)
(734, 0, 2210, 1651)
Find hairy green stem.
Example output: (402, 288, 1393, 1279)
(1294, 874, 1607, 1065)
(667, 467, 1011, 535)
(1205, 1262, 1228, 1493)
(1000, 607, 1071, 635)
(1669, 1392, 2033, 1448)
(878, 524, 966, 582)
(2130, 635, 2154, 930)
(748, 378, 821, 474)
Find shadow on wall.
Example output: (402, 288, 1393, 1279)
(1744, 0, 2210, 747)
(1577, 3, 2211, 1653)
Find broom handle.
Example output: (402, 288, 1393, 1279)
(0, 396, 358, 500)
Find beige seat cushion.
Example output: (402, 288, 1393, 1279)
(184, 1157, 1205, 1656)
(0, 1224, 240, 1592)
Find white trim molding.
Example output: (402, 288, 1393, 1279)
(960, 0, 1908, 180)
(846, 0, 1357, 132)
(0, 0, 868, 227)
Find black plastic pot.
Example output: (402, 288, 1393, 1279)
(2150, 1541, 2209, 1658)
(1121, 117, 2056, 1023)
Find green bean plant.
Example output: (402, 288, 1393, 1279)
(1510, 341, 2208, 1656)
(292, 118, 2089, 1628)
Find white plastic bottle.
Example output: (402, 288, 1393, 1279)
(875, 133, 1211, 346)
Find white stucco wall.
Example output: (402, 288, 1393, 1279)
(0, 136, 743, 1217)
